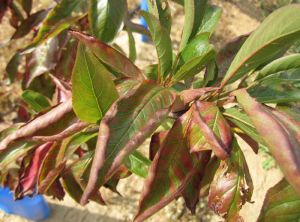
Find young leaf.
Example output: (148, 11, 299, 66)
(70, 31, 143, 80)
(135, 107, 210, 222)
(197, 5, 222, 37)
(258, 179, 300, 222)
(22, 90, 51, 112)
(24, 0, 87, 50)
(173, 33, 215, 82)
(72, 43, 118, 123)
(89, 0, 126, 43)
(80, 82, 175, 204)
(234, 89, 300, 195)
(222, 5, 300, 86)
(258, 54, 300, 79)
(141, 11, 173, 80)
(147, 0, 172, 34)
(208, 138, 253, 221)
(180, 0, 207, 50)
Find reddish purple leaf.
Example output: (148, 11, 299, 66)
(191, 101, 231, 159)
(234, 89, 300, 195)
(149, 131, 168, 160)
(135, 107, 210, 222)
(11, 9, 49, 39)
(70, 30, 144, 80)
(15, 142, 53, 198)
(0, 99, 73, 150)
(80, 82, 175, 205)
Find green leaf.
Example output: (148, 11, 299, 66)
(197, 5, 222, 36)
(6, 52, 22, 83)
(72, 43, 118, 123)
(70, 31, 143, 80)
(25, 0, 87, 50)
(173, 33, 215, 81)
(22, 90, 50, 112)
(127, 29, 137, 62)
(147, 0, 172, 34)
(124, 151, 151, 178)
(0, 140, 37, 169)
(249, 74, 300, 103)
(222, 5, 300, 86)
(89, 0, 126, 43)
(180, 0, 207, 50)
(208, 138, 253, 221)
(258, 54, 300, 79)
(141, 11, 173, 80)
(81, 82, 175, 204)
(135, 107, 211, 222)
(258, 179, 300, 222)
(234, 89, 300, 195)
(224, 107, 265, 145)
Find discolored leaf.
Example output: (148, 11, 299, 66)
(70, 31, 143, 80)
(89, 0, 126, 43)
(208, 138, 253, 221)
(141, 11, 172, 80)
(222, 5, 300, 86)
(258, 179, 300, 222)
(234, 89, 300, 195)
(22, 90, 51, 113)
(135, 107, 211, 222)
(25, 0, 87, 50)
(180, 0, 208, 50)
(81, 82, 175, 205)
(21, 0, 32, 15)
(72, 43, 119, 123)
(173, 33, 215, 82)
(149, 131, 168, 160)
(12, 9, 49, 39)
(6, 52, 22, 83)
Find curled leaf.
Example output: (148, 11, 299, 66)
(0, 99, 72, 150)
(208, 138, 253, 221)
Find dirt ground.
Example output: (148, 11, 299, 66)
(0, 1, 284, 222)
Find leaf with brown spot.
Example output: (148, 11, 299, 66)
(208, 138, 253, 221)
(135, 107, 211, 222)
(80, 82, 175, 205)
(234, 89, 300, 195)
